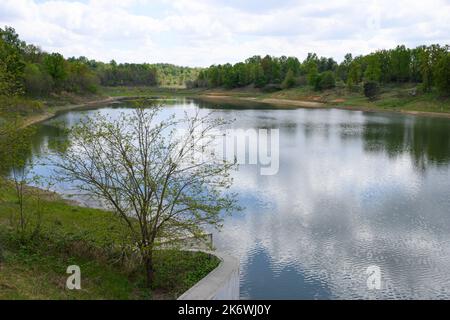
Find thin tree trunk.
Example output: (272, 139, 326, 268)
(19, 184, 24, 234)
(144, 252, 154, 288)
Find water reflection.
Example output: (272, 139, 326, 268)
(362, 114, 450, 171)
(10, 98, 450, 299)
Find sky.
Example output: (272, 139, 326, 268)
(0, 0, 449, 67)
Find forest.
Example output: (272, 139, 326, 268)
(189, 45, 450, 97)
(0, 26, 199, 100)
(1, 25, 450, 103)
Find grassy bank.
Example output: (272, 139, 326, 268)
(2, 84, 449, 130)
(0, 181, 219, 300)
(0, 92, 144, 130)
(266, 84, 450, 114)
(101, 86, 207, 98)
(102, 84, 450, 117)
(0, 92, 108, 129)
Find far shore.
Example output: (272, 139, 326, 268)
(193, 93, 450, 119)
(13, 87, 450, 131)
(197, 94, 326, 108)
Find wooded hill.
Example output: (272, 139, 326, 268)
(189, 46, 450, 97)
(0, 26, 200, 100)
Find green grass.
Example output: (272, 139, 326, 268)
(331, 88, 450, 114)
(100, 84, 450, 115)
(0, 96, 45, 121)
(0, 244, 146, 300)
(2, 84, 448, 129)
(100, 86, 206, 98)
(0, 181, 219, 300)
(262, 84, 450, 114)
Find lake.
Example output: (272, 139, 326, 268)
(25, 98, 450, 299)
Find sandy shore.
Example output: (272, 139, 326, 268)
(196, 94, 450, 118)
(19, 93, 450, 129)
(199, 94, 326, 108)
(249, 97, 324, 108)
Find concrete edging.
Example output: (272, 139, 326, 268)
(177, 251, 240, 300)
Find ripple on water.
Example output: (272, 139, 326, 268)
(27, 100, 450, 300)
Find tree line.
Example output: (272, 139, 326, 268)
(189, 45, 450, 96)
(2, 25, 449, 99)
(0, 26, 199, 99)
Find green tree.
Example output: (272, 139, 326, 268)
(43, 53, 67, 87)
(65, 61, 99, 93)
(0, 26, 25, 96)
(253, 64, 266, 88)
(410, 46, 424, 83)
(261, 55, 280, 83)
(337, 53, 353, 81)
(23, 63, 53, 96)
(347, 61, 362, 88)
(54, 105, 239, 287)
(434, 53, 450, 96)
(390, 45, 411, 82)
(314, 71, 336, 91)
(419, 47, 433, 92)
(281, 69, 296, 89)
(305, 62, 318, 87)
(318, 57, 337, 73)
(0, 123, 43, 240)
(222, 63, 235, 89)
(364, 54, 382, 82)
(364, 81, 380, 100)
(377, 50, 392, 83)
(283, 57, 301, 77)
(302, 53, 319, 86)
(0, 57, 16, 96)
(234, 62, 248, 87)
(207, 66, 220, 87)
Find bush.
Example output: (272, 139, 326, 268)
(0, 95, 43, 116)
(23, 63, 53, 96)
(296, 75, 307, 86)
(314, 71, 336, 91)
(65, 62, 99, 94)
(261, 84, 282, 93)
(364, 81, 380, 100)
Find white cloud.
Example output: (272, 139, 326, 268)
(211, 108, 450, 298)
(0, 0, 449, 66)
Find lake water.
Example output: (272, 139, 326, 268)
(25, 98, 450, 299)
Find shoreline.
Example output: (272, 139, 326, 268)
(193, 94, 450, 119)
(18, 91, 450, 131)
(20, 96, 138, 128)
(196, 94, 325, 108)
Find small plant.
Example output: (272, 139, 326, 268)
(0, 239, 4, 264)
(0, 123, 45, 241)
(364, 81, 380, 100)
